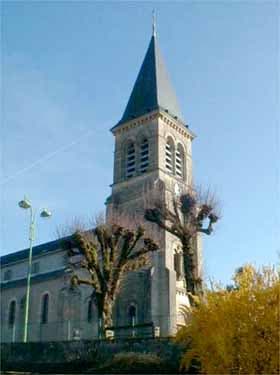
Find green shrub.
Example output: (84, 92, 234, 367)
(99, 351, 164, 373)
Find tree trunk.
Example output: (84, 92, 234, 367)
(182, 238, 196, 295)
(97, 308, 105, 339)
(97, 311, 104, 339)
(96, 295, 114, 338)
(94, 293, 114, 339)
(103, 297, 113, 329)
(95, 294, 105, 339)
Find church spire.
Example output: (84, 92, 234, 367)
(152, 9, 156, 37)
(115, 26, 183, 127)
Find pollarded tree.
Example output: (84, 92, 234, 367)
(145, 189, 219, 295)
(62, 224, 158, 337)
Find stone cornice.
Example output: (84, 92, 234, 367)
(112, 109, 196, 141)
(159, 111, 196, 140)
(111, 110, 158, 135)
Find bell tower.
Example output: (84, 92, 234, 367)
(106, 28, 201, 335)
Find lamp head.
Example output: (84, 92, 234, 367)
(18, 198, 31, 209)
(40, 208, 52, 218)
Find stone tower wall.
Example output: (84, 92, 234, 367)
(107, 110, 200, 336)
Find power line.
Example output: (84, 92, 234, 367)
(1, 129, 95, 185)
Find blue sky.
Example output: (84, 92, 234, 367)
(1, 1, 279, 285)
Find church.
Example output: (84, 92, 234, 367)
(1, 26, 202, 342)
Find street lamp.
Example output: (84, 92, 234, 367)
(18, 196, 52, 343)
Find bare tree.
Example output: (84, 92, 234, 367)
(55, 212, 106, 240)
(62, 223, 158, 337)
(145, 187, 219, 296)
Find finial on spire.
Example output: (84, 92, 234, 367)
(152, 9, 156, 37)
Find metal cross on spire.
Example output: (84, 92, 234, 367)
(152, 9, 156, 37)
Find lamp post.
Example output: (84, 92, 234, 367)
(18, 196, 52, 343)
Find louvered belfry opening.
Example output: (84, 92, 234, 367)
(175, 150, 182, 177)
(165, 139, 174, 174)
(139, 138, 149, 173)
(175, 144, 184, 179)
(126, 142, 136, 178)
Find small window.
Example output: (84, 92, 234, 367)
(174, 252, 184, 280)
(8, 300, 16, 326)
(128, 304, 137, 326)
(31, 262, 40, 274)
(4, 269, 12, 281)
(87, 299, 93, 322)
(41, 294, 49, 324)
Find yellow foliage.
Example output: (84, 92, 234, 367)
(176, 264, 280, 374)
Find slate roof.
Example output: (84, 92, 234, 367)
(1, 268, 67, 289)
(115, 34, 183, 128)
(0, 237, 68, 266)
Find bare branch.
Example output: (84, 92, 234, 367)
(144, 185, 221, 297)
(62, 222, 159, 335)
(55, 216, 88, 239)
(88, 211, 106, 228)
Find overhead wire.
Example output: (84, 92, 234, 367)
(1, 129, 96, 185)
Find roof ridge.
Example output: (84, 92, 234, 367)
(153, 35, 159, 110)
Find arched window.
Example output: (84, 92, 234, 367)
(165, 138, 175, 174)
(175, 144, 185, 179)
(8, 300, 16, 326)
(87, 299, 93, 323)
(20, 295, 26, 310)
(126, 142, 136, 178)
(41, 293, 49, 324)
(174, 251, 184, 280)
(139, 138, 149, 173)
(128, 304, 137, 326)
